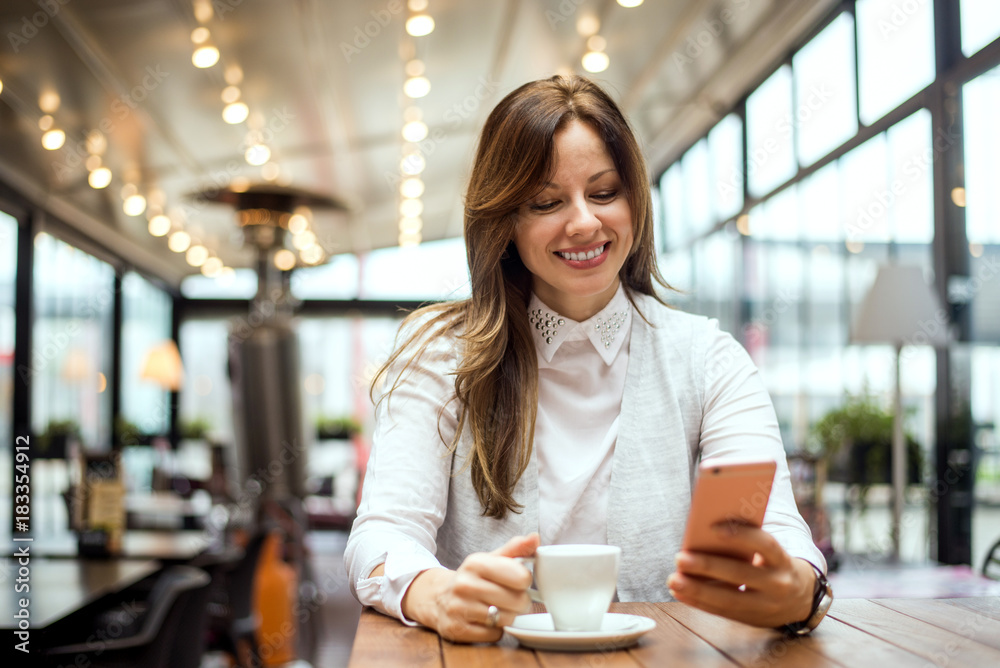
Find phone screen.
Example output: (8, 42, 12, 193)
(681, 459, 777, 561)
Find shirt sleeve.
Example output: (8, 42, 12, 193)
(699, 321, 827, 573)
(344, 323, 462, 623)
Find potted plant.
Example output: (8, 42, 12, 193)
(315, 415, 362, 440)
(180, 417, 213, 441)
(36, 419, 80, 459)
(810, 392, 924, 508)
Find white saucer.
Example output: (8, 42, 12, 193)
(504, 613, 655, 652)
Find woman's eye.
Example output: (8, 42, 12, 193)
(592, 190, 617, 201)
(529, 201, 558, 212)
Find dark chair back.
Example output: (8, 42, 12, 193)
(45, 565, 211, 668)
(984, 537, 1000, 581)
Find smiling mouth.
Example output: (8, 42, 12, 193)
(556, 243, 607, 262)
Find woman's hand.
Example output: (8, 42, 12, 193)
(667, 523, 816, 628)
(401, 533, 539, 643)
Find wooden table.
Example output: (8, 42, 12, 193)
(348, 598, 1000, 667)
(0, 558, 158, 629)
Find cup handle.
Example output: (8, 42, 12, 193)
(514, 557, 544, 603)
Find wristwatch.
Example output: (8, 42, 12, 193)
(779, 562, 833, 636)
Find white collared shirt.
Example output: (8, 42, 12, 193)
(350, 286, 633, 623)
(529, 285, 632, 545)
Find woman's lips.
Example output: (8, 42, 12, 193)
(554, 242, 609, 268)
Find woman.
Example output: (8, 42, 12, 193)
(345, 75, 827, 643)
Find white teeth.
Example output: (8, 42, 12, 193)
(558, 244, 605, 261)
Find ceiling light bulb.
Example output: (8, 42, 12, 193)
(292, 230, 316, 250)
(39, 90, 60, 113)
(399, 216, 423, 233)
(41, 128, 65, 150)
(587, 35, 607, 51)
(274, 249, 296, 271)
(230, 176, 250, 192)
(261, 162, 280, 181)
(85, 155, 102, 171)
(405, 59, 425, 77)
(168, 230, 191, 252)
(582, 50, 610, 73)
(224, 64, 244, 85)
(300, 245, 323, 265)
(406, 14, 435, 37)
(89, 167, 112, 189)
(192, 44, 220, 68)
(221, 85, 241, 104)
(186, 244, 209, 267)
(398, 231, 422, 247)
(38, 115, 54, 131)
(245, 144, 270, 166)
(193, 0, 214, 23)
(223, 101, 249, 124)
(202, 256, 223, 277)
(122, 193, 146, 216)
(86, 131, 107, 155)
(617, 0, 643, 6)
(288, 214, 308, 234)
(403, 76, 431, 98)
(191, 26, 210, 44)
(0, 79, 4, 95)
(402, 120, 428, 142)
(577, 15, 600, 36)
(399, 198, 423, 218)
(148, 214, 171, 236)
(400, 152, 426, 175)
(400, 178, 424, 199)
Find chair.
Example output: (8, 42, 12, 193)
(44, 565, 212, 668)
(983, 537, 1000, 581)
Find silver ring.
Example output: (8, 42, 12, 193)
(485, 604, 500, 628)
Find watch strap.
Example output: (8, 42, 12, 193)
(778, 561, 833, 636)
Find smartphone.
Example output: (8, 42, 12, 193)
(681, 459, 777, 562)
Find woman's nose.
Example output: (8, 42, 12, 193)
(565, 198, 601, 236)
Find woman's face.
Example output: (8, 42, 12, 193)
(513, 120, 633, 321)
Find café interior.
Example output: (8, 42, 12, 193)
(1, 0, 999, 665)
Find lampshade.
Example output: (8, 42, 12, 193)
(141, 340, 184, 391)
(851, 264, 949, 347)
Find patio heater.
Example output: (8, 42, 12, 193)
(196, 185, 346, 505)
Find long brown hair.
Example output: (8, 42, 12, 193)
(373, 74, 671, 519)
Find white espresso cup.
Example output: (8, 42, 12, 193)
(518, 544, 621, 632)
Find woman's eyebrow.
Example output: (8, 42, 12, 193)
(541, 168, 618, 190)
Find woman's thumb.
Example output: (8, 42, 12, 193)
(492, 532, 540, 558)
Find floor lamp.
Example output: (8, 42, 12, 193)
(851, 265, 948, 562)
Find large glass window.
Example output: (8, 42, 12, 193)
(747, 65, 796, 197)
(179, 319, 233, 444)
(840, 133, 891, 243)
(659, 163, 686, 250)
(32, 233, 115, 450)
(963, 65, 1000, 245)
(361, 238, 470, 300)
(857, 0, 936, 125)
(0, 211, 16, 449)
(885, 109, 934, 244)
(961, 0, 1000, 57)
(708, 114, 744, 222)
(793, 12, 859, 167)
(121, 273, 172, 437)
(680, 139, 713, 238)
